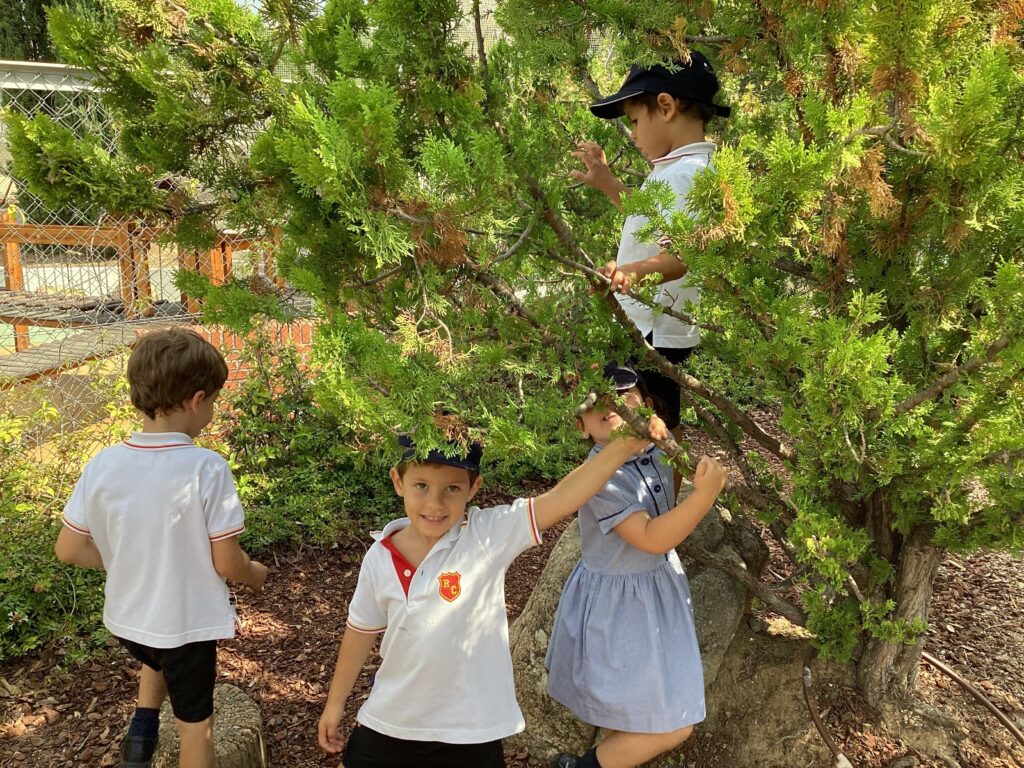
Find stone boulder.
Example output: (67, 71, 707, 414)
(152, 683, 265, 768)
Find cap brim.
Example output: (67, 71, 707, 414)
(589, 89, 645, 119)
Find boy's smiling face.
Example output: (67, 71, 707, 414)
(577, 386, 647, 446)
(389, 462, 482, 543)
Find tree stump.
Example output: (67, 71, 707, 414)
(152, 683, 266, 768)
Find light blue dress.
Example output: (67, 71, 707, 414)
(545, 444, 705, 732)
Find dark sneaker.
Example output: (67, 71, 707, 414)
(119, 734, 158, 767)
(549, 755, 580, 768)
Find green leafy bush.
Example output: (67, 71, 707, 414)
(0, 375, 133, 662)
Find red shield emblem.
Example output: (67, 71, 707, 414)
(438, 572, 462, 602)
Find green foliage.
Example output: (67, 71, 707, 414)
(6, 0, 1023, 684)
(0, 374, 133, 662)
(211, 332, 401, 550)
(0, 0, 63, 61)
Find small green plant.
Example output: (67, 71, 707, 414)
(0, 371, 134, 662)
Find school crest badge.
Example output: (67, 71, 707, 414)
(438, 571, 462, 602)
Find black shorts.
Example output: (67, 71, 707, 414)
(342, 724, 506, 768)
(642, 343, 694, 430)
(117, 637, 217, 723)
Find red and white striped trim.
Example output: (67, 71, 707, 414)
(346, 620, 386, 635)
(62, 517, 90, 536)
(124, 441, 193, 450)
(527, 497, 542, 546)
(209, 525, 245, 542)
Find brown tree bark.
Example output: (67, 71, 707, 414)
(857, 524, 944, 708)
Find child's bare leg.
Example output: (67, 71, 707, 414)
(177, 717, 215, 768)
(595, 725, 693, 768)
(137, 664, 167, 708)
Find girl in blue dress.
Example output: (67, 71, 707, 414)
(546, 363, 726, 768)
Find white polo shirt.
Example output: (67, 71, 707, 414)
(346, 497, 542, 743)
(62, 432, 244, 648)
(615, 141, 716, 349)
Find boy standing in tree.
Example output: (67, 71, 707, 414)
(572, 52, 730, 433)
(55, 328, 268, 768)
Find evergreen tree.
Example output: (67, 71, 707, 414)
(6, 0, 1023, 710)
(0, 0, 53, 61)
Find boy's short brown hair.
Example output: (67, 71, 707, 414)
(127, 328, 228, 419)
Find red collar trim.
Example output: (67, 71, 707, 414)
(381, 534, 417, 597)
(124, 441, 193, 449)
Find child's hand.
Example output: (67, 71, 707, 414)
(647, 415, 669, 443)
(571, 141, 620, 197)
(247, 561, 269, 592)
(598, 260, 635, 294)
(317, 703, 346, 753)
(693, 456, 727, 497)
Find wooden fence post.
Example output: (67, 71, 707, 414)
(2, 210, 30, 351)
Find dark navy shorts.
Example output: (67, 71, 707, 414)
(643, 343, 694, 430)
(342, 724, 506, 768)
(118, 637, 217, 723)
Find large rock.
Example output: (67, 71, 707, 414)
(152, 683, 266, 768)
(507, 519, 599, 759)
(509, 502, 768, 764)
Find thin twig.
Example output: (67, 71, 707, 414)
(543, 248, 724, 333)
(870, 334, 1012, 419)
(921, 651, 1024, 765)
(803, 648, 855, 768)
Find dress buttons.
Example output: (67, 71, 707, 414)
(404, 569, 412, 577)
(640, 458, 650, 466)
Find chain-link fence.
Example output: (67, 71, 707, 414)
(0, 59, 315, 459)
(0, 0, 503, 440)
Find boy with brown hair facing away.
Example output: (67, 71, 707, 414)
(55, 328, 268, 768)
(317, 412, 669, 768)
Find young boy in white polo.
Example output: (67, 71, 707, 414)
(317, 415, 668, 768)
(572, 52, 731, 432)
(55, 328, 268, 768)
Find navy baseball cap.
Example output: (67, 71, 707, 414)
(575, 361, 644, 415)
(590, 52, 731, 120)
(398, 433, 483, 472)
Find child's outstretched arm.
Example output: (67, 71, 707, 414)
(54, 527, 104, 569)
(533, 417, 668, 532)
(317, 628, 378, 753)
(612, 455, 726, 554)
(571, 141, 630, 210)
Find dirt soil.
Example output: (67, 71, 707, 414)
(2, 484, 1023, 767)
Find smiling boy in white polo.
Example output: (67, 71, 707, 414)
(317, 415, 667, 768)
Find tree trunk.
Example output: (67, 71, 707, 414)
(857, 524, 944, 708)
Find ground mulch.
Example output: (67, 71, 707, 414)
(2, 475, 1022, 767)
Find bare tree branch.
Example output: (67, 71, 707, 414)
(472, 0, 489, 87)
(362, 263, 405, 286)
(608, 398, 797, 522)
(609, 297, 798, 461)
(543, 248, 725, 333)
(977, 447, 1024, 468)
(870, 334, 1012, 419)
